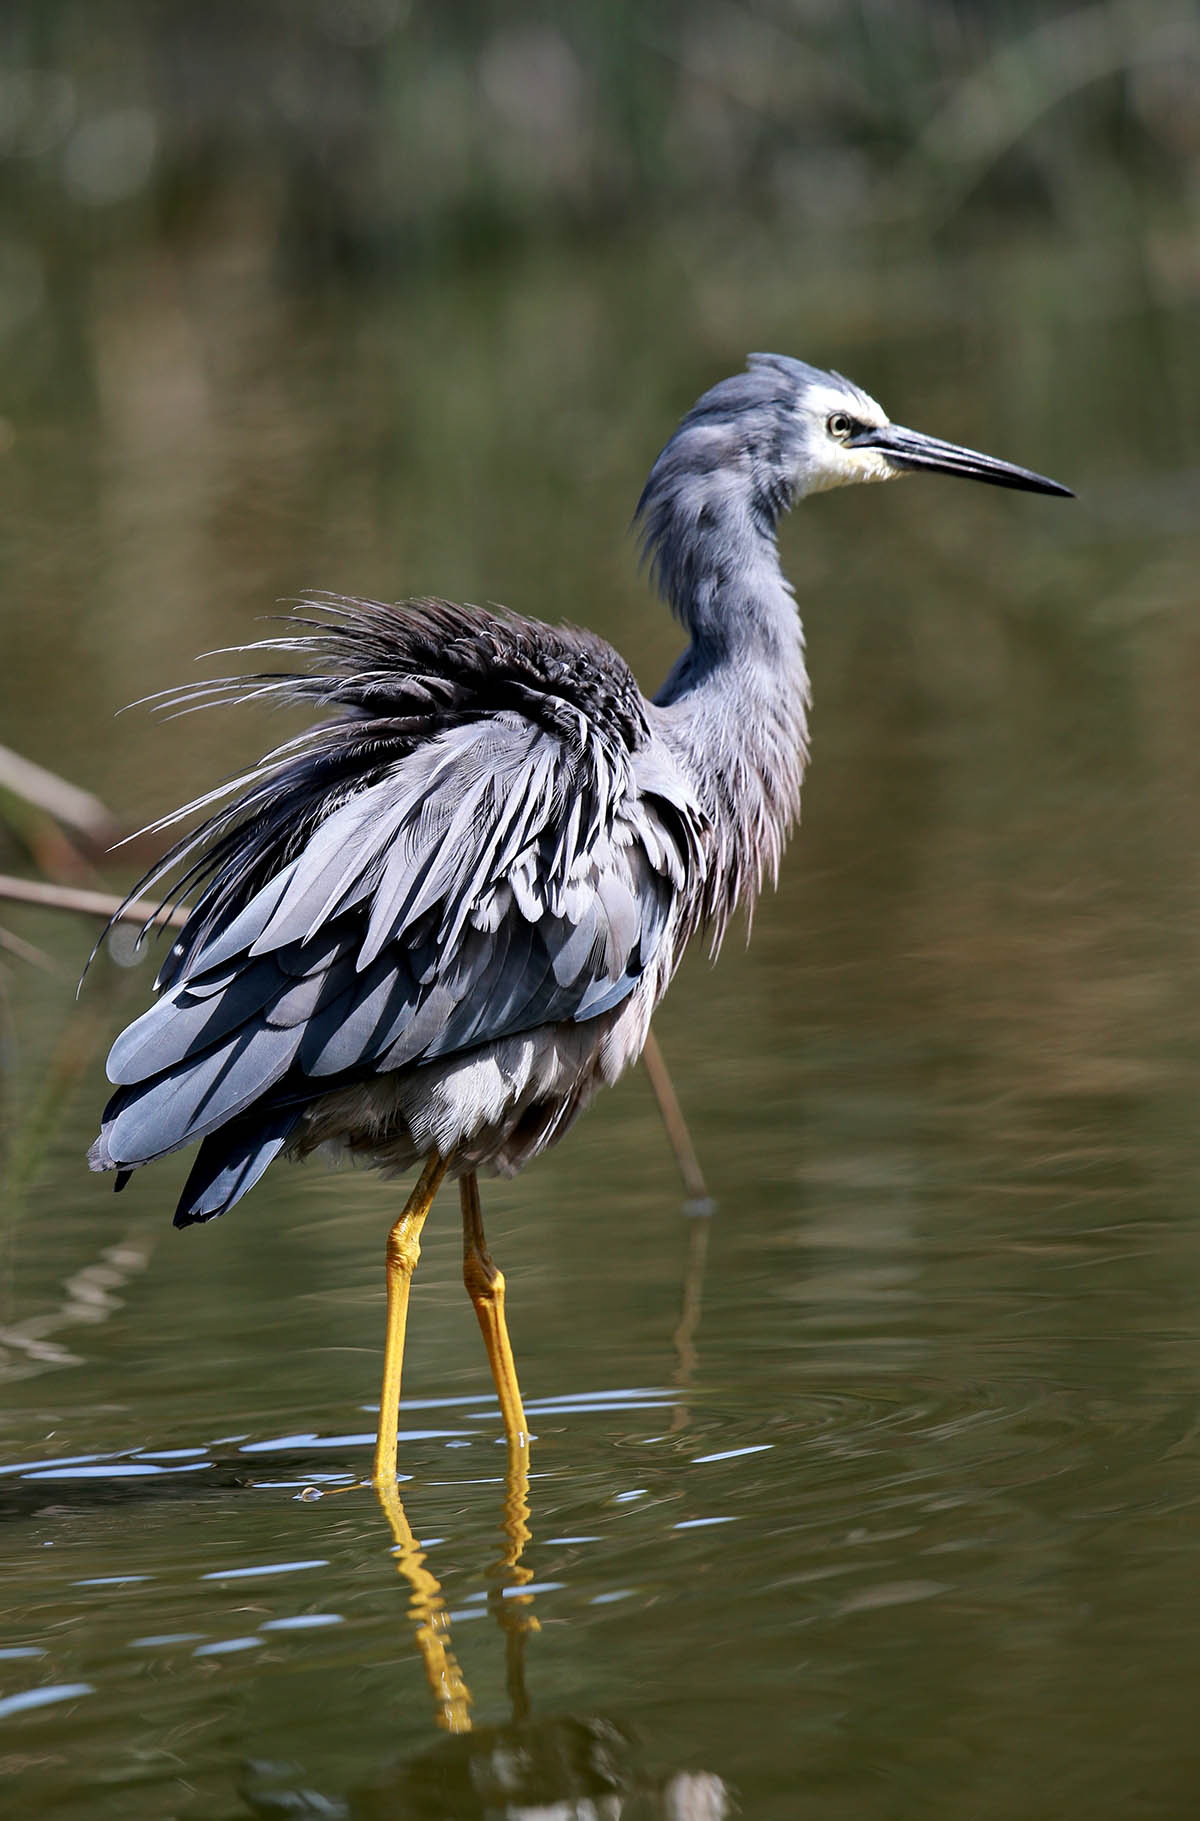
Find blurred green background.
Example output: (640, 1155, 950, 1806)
(2, 5, 1200, 1819)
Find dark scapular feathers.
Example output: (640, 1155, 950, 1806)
(90, 596, 708, 1225)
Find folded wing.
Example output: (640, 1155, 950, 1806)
(91, 604, 706, 1220)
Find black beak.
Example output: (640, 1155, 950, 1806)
(851, 423, 1073, 498)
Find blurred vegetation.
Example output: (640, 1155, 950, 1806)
(0, 1, 1195, 301)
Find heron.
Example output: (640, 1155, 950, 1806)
(90, 354, 1071, 1489)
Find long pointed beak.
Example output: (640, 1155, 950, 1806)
(852, 423, 1073, 497)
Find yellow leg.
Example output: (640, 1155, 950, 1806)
(461, 1172, 529, 1448)
(373, 1149, 449, 1489)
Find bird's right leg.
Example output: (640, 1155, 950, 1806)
(374, 1148, 449, 1490)
(462, 1172, 540, 1668)
(461, 1172, 529, 1449)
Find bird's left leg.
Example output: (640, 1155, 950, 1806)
(461, 1172, 529, 1448)
(374, 1148, 450, 1489)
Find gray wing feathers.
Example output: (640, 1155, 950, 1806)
(102, 1020, 306, 1165)
(175, 1107, 300, 1225)
(97, 710, 705, 1174)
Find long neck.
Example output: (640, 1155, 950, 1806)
(644, 471, 811, 943)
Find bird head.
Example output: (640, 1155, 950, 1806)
(742, 352, 1073, 504)
(636, 354, 1071, 623)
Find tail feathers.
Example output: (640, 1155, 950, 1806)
(88, 1127, 133, 1193)
(174, 1108, 300, 1227)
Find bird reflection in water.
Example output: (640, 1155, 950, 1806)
(374, 1384, 536, 1739)
(247, 1441, 733, 1819)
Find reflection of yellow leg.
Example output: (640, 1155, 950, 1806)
(491, 1423, 539, 1715)
(376, 1477, 472, 1734)
(373, 1150, 449, 1490)
(461, 1172, 529, 1448)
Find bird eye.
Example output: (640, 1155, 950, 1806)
(827, 412, 854, 441)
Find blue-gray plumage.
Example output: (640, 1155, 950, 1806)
(90, 356, 1069, 1447)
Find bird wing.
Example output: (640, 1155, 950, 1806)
(93, 599, 707, 1187)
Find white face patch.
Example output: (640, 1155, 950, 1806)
(798, 381, 899, 496)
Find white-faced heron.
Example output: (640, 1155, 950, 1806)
(90, 354, 1071, 1488)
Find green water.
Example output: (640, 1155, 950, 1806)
(3, 224, 1200, 1817)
